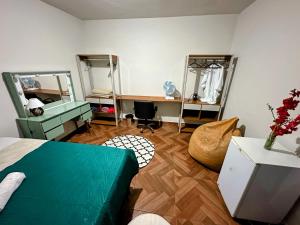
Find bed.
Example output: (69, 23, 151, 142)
(0, 137, 139, 225)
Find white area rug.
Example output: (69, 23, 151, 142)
(102, 135, 155, 168)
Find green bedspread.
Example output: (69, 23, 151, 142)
(0, 141, 139, 225)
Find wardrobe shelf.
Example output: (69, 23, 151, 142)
(184, 99, 221, 106)
(180, 126, 197, 133)
(85, 94, 113, 99)
(183, 116, 217, 125)
(188, 54, 232, 59)
(77, 54, 118, 64)
(91, 119, 116, 126)
(93, 112, 115, 118)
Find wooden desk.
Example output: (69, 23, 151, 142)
(117, 95, 181, 103)
(85, 94, 182, 103)
(85, 94, 221, 105)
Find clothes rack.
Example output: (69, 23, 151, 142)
(179, 54, 238, 133)
(188, 58, 230, 69)
(76, 54, 121, 126)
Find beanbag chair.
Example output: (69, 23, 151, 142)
(188, 117, 241, 171)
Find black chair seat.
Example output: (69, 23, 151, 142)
(134, 101, 157, 133)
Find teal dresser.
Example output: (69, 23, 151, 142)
(3, 71, 92, 140)
(17, 101, 92, 140)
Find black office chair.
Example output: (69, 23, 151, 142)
(134, 101, 157, 133)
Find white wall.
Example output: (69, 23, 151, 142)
(0, 0, 83, 137)
(82, 15, 238, 121)
(222, 1, 300, 223)
(224, 0, 300, 151)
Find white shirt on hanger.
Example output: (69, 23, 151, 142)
(200, 65, 224, 104)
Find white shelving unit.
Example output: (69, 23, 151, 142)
(178, 55, 238, 133)
(76, 54, 121, 126)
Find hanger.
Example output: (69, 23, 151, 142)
(188, 59, 202, 68)
(206, 60, 222, 69)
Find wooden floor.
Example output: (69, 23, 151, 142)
(68, 121, 240, 225)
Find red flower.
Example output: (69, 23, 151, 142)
(282, 97, 299, 110)
(290, 89, 300, 97)
(268, 89, 300, 137)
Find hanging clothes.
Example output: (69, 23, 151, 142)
(200, 65, 224, 104)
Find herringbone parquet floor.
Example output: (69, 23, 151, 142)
(68, 121, 240, 225)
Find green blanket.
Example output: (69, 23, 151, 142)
(0, 141, 139, 225)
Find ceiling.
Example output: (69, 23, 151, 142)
(40, 0, 255, 20)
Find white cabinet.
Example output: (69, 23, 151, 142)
(218, 137, 300, 224)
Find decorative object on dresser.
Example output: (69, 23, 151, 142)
(218, 136, 300, 224)
(188, 117, 241, 171)
(2, 71, 92, 140)
(265, 89, 300, 150)
(26, 98, 44, 116)
(102, 135, 155, 168)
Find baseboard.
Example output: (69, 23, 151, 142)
(121, 114, 179, 123)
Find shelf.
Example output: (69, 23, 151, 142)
(77, 54, 118, 64)
(183, 116, 217, 125)
(198, 118, 217, 123)
(180, 127, 196, 133)
(91, 119, 116, 126)
(86, 94, 113, 99)
(183, 117, 201, 124)
(93, 111, 115, 118)
(180, 118, 216, 133)
(188, 54, 232, 59)
(184, 99, 220, 106)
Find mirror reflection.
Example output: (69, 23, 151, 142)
(20, 75, 71, 104)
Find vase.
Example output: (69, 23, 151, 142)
(264, 132, 276, 150)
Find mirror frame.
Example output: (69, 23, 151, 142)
(3, 71, 76, 118)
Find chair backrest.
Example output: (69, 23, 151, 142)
(134, 101, 156, 120)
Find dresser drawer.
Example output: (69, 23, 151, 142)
(80, 104, 91, 114)
(60, 108, 81, 123)
(81, 110, 92, 121)
(42, 116, 61, 132)
(45, 125, 64, 140)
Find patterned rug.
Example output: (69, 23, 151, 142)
(102, 135, 155, 168)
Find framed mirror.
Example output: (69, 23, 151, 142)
(11, 71, 75, 117)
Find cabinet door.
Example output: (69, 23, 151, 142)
(217, 140, 256, 216)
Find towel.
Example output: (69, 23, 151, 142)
(0, 172, 26, 212)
